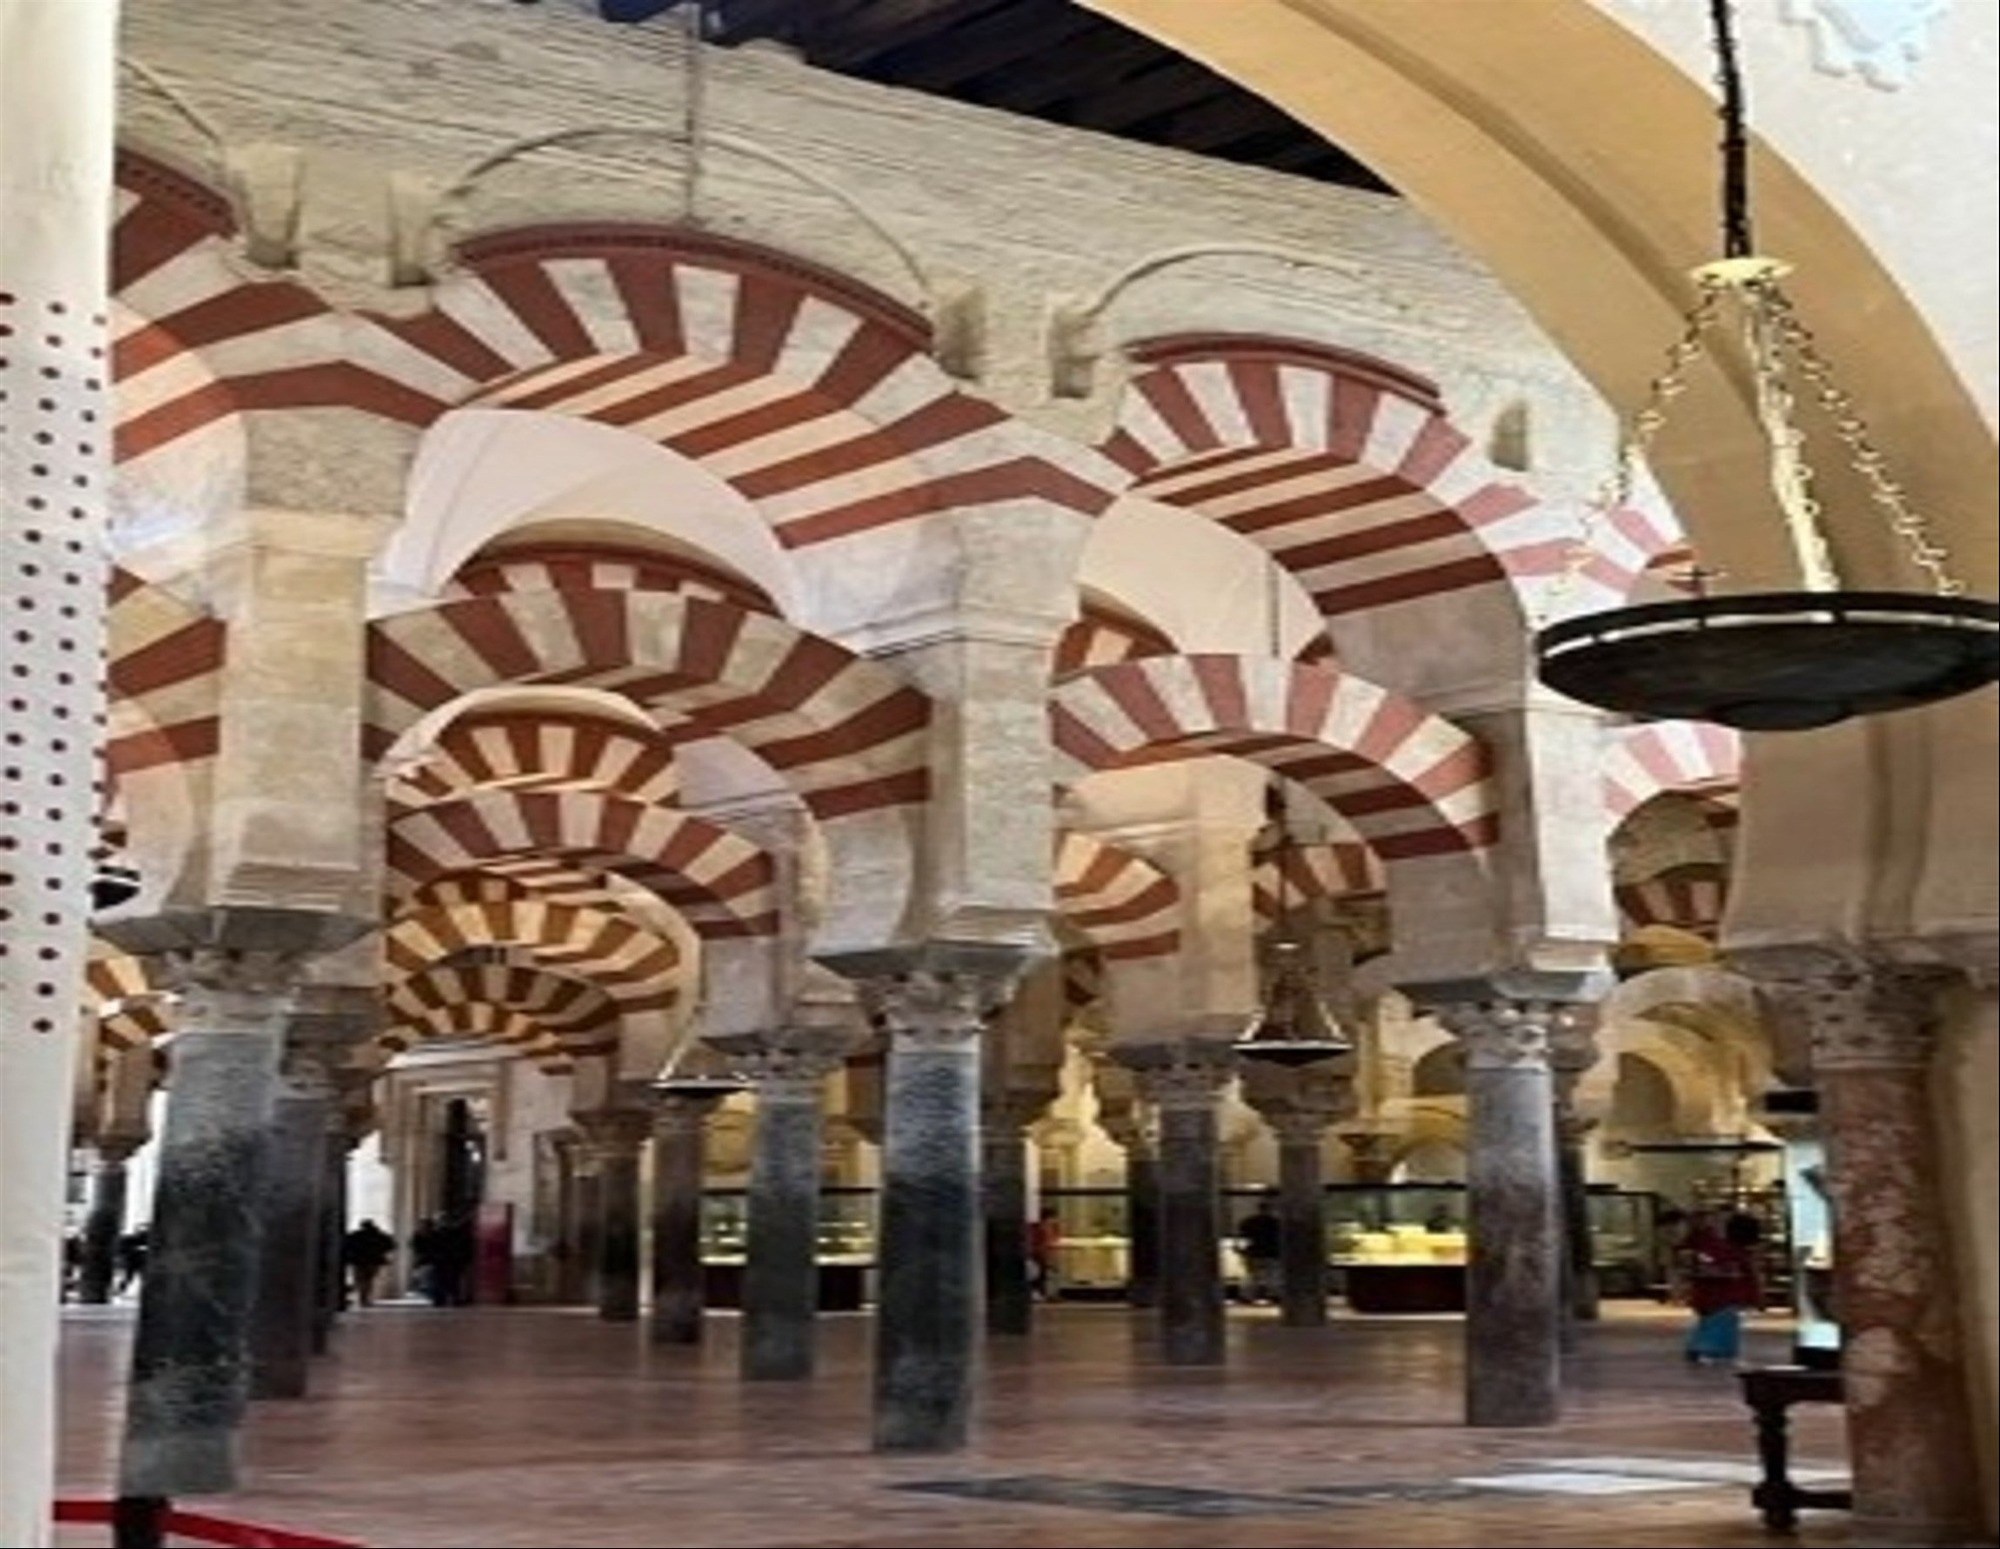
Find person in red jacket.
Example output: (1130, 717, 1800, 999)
(1679, 1210, 1764, 1365)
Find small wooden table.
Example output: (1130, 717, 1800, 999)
(1735, 1366, 1852, 1531)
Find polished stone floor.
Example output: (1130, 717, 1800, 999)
(57, 1302, 1849, 1548)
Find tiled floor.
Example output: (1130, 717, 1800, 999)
(57, 1302, 1851, 1548)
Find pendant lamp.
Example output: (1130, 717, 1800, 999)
(1233, 785, 1356, 1067)
(1533, 0, 1998, 731)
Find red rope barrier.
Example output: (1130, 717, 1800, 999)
(54, 1499, 364, 1548)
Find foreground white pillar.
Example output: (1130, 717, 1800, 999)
(0, 2, 120, 1542)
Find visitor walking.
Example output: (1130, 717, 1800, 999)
(1678, 1210, 1763, 1364)
(1238, 1196, 1283, 1305)
(1028, 1209, 1062, 1301)
(342, 1218, 397, 1307)
(114, 1225, 148, 1296)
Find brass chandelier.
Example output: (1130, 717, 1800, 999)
(1533, 0, 1998, 731)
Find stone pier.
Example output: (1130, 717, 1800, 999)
(1129, 1045, 1234, 1367)
(649, 1094, 718, 1345)
(741, 1045, 842, 1380)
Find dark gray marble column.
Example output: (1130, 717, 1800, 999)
(583, 1113, 650, 1323)
(742, 1053, 836, 1380)
(311, 1128, 349, 1353)
(569, 1162, 603, 1308)
(1549, 1019, 1601, 1335)
(119, 966, 290, 1498)
(1125, 1140, 1161, 1308)
(1441, 1001, 1563, 1428)
(249, 1067, 330, 1398)
(869, 970, 1007, 1453)
(1272, 1114, 1329, 1328)
(1135, 1050, 1233, 1367)
(649, 1095, 715, 1345)
(981, 1114, 1033, 1336)
(79, 1141, 136, 1305)
(1780, 965, 1983, 1546)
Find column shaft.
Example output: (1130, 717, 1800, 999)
(1156, 1099, 1225, 1366)
(249, 1085, 329, 1398)
(1556, 1127, 1599, 1328)
(743, 1083, 824, 1380)
(1277, 1132, 1328, 1328)
(1810, 974, 1981, 1545)
(1458, 1007, 1562, 1428)
(79, 1154, 131, 1306)
(981, 1126, 1032, 1336)
(1125, 1147, 1160, 1308)
(120, 1022, 284, 1496)
(312, 1134, 347, 1352)
(649, 1103, 710, 1345)
(595, 1141, 644, 1322)
(874, 1026, 982, 1450)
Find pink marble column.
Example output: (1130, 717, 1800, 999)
(1785, 965, 1981, 1546)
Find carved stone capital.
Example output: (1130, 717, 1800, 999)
(1435, 999, 1561, 1070)
(1117, 1039, 1235, 1112)
(573, 1107, 653, 1158)
(1760, 964, 1954, 1073)
(154, 947, 303, 1029)
(652, 1093, 721, 1139)
(863, 967, 1011, 1051)
(1268, 1110, 1334, 1148)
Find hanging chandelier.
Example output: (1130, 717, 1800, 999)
(1533, 0, 1997, 732)
(1233, 786, 1356, 1068)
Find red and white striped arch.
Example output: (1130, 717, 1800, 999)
(366, 590, 928, 819)
(105, 566, 225, 781)
(1054, 833, 1181, 961)
(1252, 840, 1384, 925)
(111, 151, 338, 470)
(387, 710, 684, 809)
(1051, 655, 1496, 861)
(1616, 864, 1729, 938)
(1603, 720, 1742, 823)
(382, 898, 680, 1020)
(354, 227, 1118, 548)
(84, 948, 173, 1051)
(445, 542, 779, 614)
(386, 962, 619, 1052)
(387, 789, 778, 938)
(1052, 598, 1177, 678)
(1099, 337, 1676, 619)
(380, 1002, 578, 1067)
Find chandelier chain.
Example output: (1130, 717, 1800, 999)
(1534, 283, 1726, 625)
(1738, 276, 1841, 590)
(1761, 286, 1965, 598)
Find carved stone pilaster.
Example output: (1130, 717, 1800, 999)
(1772, 964, 1952, 1073)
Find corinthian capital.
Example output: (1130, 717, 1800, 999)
(1434, 999, 1562, 1069)
(863, 968, 1012, 1050)
(1116, 1039, 1235, 1111)
(154, 947, 303, 1028)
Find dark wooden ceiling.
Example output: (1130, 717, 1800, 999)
(587, 0, 1391, 193)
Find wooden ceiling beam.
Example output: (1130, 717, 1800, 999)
(866, 2, 1102, 93)
(971, 27, 1161, 114)
(810, 0, 1018, 71)
(1068, 60, 1232, 134)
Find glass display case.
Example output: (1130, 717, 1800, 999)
(1041, 1188, 1131, 1298)
(1586, 1186, 1659, 1298)
(699, 1187, 875, 1310)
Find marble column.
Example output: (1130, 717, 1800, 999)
(742, 1048, 841, 1380)
(1550, 1017, 1601, 1333)
(1125, 1139, 1162, 1310)
(581, 1113, 651, 1323)
(1783, 965, 1982, 1545)
(981, 1100, 1038, 1336)
(1271, 1113, 1330, 1328)
(567, 1153, 603, 1308)
(649, 1095, 716, 1345)
(249, 1059, 331, 1398)
(1439, 1000, 1563, 1428)
(120, 954, 293, 1498)
(78, 1141, 138, 1306)
(311, 1126, 350, 1353)
(868, 969, 1011, 1453)
(1132, 1048, 1234, 1367)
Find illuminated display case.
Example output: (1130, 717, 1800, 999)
(699, 1187, 875, 1310)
